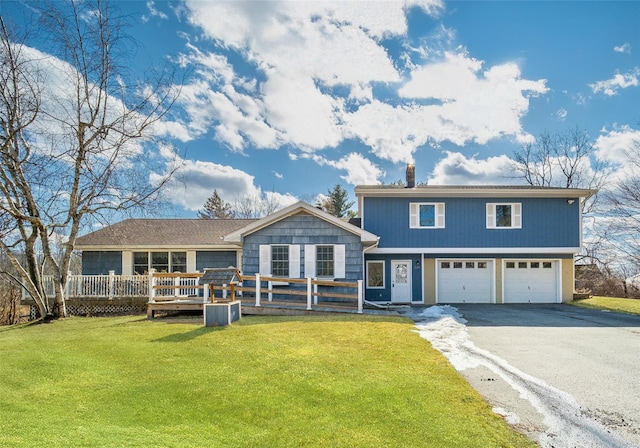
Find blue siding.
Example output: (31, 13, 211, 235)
(365, 254, 422, 303)
(243, 212, 363, 282)
(363, 196, 581, 248)
(82, 251, 122, 275)
(196, 251, 238, 271)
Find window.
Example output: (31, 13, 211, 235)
(453, 262, 463, 269)
(304, 244, 345, 278)
(466, 262, 475, 269)
(506, 261, 516, 269)
(316, 245, 334, 277)
(132, 251, 187, 274)
(366, 261, 385, 288)
(543, 262, 552, 269)
(271, 245, 290, 277)
(410, 203, 445, 228)
(259, 245, 301, 279)
(478, 262, 487, 269)
(171, 252, 187, 273)
(441, 261, 450, 269)
(518, 262, 527, 269)
(531, 262, 540, 268)
(486, 203, 522, 229)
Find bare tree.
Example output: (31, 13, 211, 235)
(604, 137, 640, 272)
(512, 127, 607, 213)
(232, 193, 281, 219)
(0, 2, 179, 319)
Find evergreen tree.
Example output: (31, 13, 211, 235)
(317, 184, 355, 218)
(198, 190, 235, 219)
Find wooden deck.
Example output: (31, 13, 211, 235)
(146, 298, 393, 318)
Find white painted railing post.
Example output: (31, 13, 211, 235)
(255, 273, 261, 307)
(268, 280, 273, 302)
(108, 270, 115, 300)
(357, 280, 363, 314)
(174, 275, 180, 297)
(222, 284, 228, 299)
(313, 281, 318, 305)
(204, 282, 210, 303)
(148, 269, 156, 303)
(307, 277, 312, 310)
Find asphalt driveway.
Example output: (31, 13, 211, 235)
(408, 304, 640, 448)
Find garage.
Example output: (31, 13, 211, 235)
(437, 259, 494, 303)
(503, 260, 560, 303)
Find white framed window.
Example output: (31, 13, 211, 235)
(132, 251, 187, 274)
(259, 245, 301, 278)
(366, 260, 385, 289)
(410, 202, 445, 228)
(486, 203, 522, 229)
(304, 244, 345, 279)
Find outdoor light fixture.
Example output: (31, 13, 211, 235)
(567, 199, 575, 204)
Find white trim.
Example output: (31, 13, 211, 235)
(368, 247, 580, 254)
(409, 202, 445, 229)
(224, 201, 378, 244)
(486, 203, 522, 229)
(355, 186, 597, 199)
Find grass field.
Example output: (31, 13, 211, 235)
(0, 314, 535, 448)
(571, 296, 640, 315)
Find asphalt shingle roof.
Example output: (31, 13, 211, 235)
(75, 218, 257, 248)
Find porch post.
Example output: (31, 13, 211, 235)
(203, 282, 210, 303)
(108, 270, 115, 300)
(268, 280, 273, 302)
(307, 277, 312, 310)
(255, 273, 261, 307)
(148, 269, 156, 303)
(357, 280, 363, 314)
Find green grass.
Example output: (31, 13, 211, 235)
(571, 296, 640, 315)
(0, 315, 535, 448)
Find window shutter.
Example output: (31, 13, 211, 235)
(186, 251, 197, 272)
(259, 245, 271, 275)
(409, 203, 419, 228)
(513, 203, 522, 228)
(486, 203, 495, 228)
(289, 245, 300, 278)
(436, 203, 445, 228)
(335, 244, 346, 278)
(304, 245, 316, 278)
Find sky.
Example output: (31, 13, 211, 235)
(3, 0, 640, 218)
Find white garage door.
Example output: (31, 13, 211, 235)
(438, 260, 493, 303)
(503, 260, 559, 303)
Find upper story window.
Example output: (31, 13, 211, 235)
(409, 202, 445, 228)
(486, 203, 522, 229)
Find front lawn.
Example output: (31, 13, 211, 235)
(571, 296, 640, 315)
(0, 315, 535, 448)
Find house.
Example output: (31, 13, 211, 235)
(74, 172, 595, 306)
(75, 218, 257, 275)
(356, 169, 596, 305)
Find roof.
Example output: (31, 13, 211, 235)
(224, 201, 379, 245)
(355, 185, 598, 199)
(75, 218, 258, 250)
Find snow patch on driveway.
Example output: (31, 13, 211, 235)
(411, 305, 636, 448)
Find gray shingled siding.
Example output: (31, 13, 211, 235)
(242, 213, 363, 302)
(81, 251, 123, 275)
(196, 251, 238, 271)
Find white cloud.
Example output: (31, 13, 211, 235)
(556, 109, 568, 121)
(613, 43, 631, 54)
(346, 52, 547, 163)
(142, 1, 169, 22)
(594, 125, 640, 166)
(307, 152, 384, 186)
(589, 68, 640, 96)
(428, 151, 517, 185)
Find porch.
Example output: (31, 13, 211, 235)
(28, 271, 367, 318)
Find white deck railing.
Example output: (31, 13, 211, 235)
(31, 271, 364, 313)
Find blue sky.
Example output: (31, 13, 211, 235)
(4, 0, 640, 217)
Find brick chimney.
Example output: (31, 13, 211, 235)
(406, 163, 415, 188)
